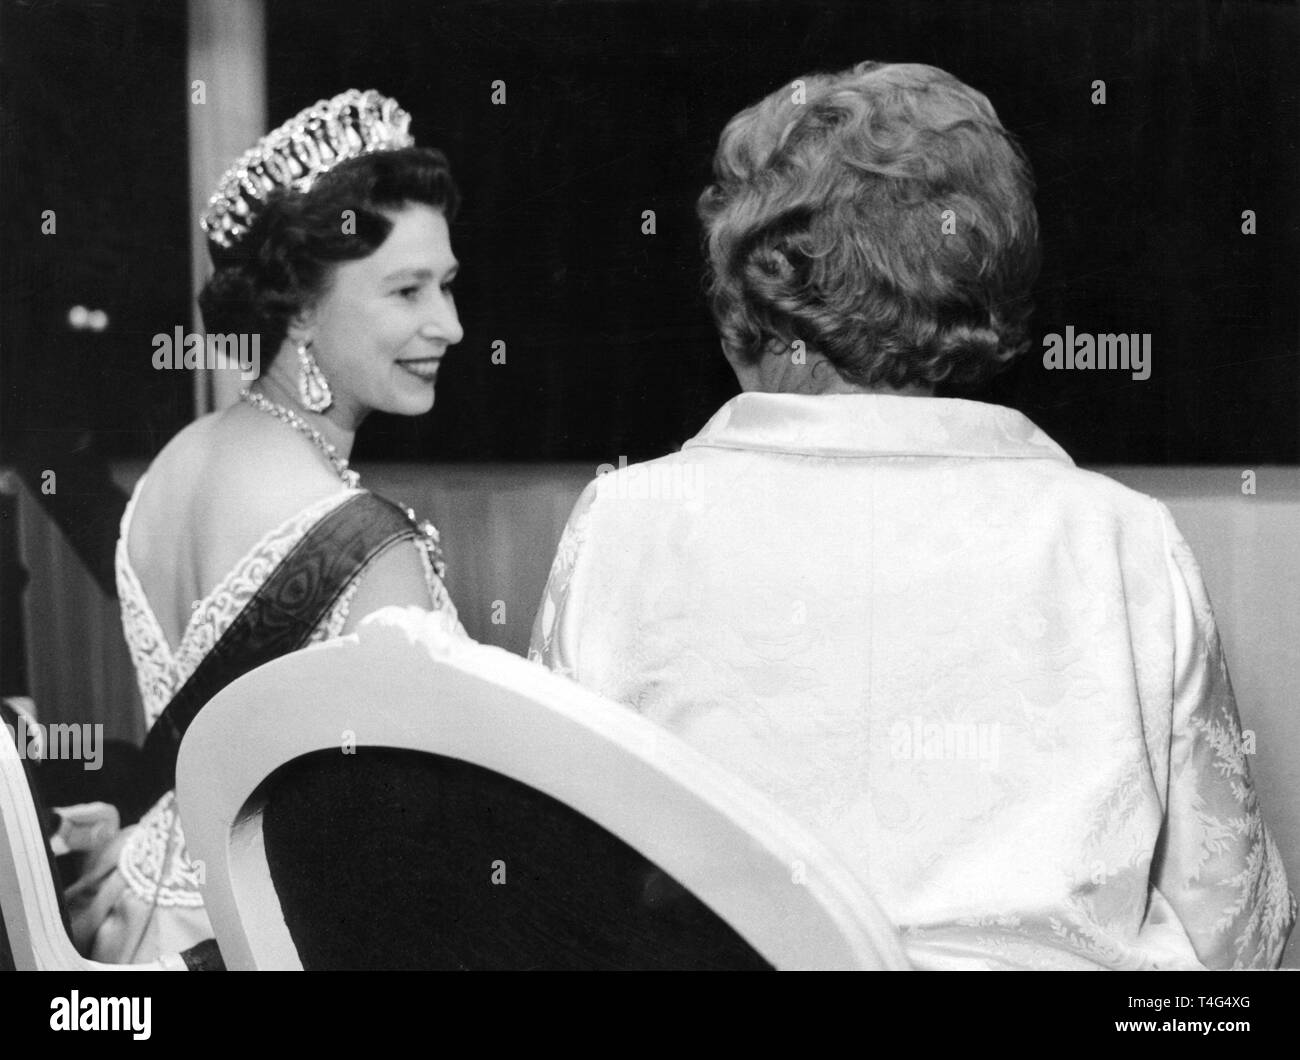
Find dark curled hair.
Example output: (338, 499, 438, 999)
(698, 62, 1040, 390)
(199, 146, 459, 360)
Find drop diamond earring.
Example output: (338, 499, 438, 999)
(297, 340, 333, 413)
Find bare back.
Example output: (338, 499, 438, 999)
(125, 403, 355, 651)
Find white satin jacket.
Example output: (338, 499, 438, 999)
(530, 393, 1294, 970)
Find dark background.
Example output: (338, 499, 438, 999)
(2, 0, 1297, 472)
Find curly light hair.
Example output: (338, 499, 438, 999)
(698, 61, 1040, 390)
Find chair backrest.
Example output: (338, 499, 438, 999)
(0, 699, 173, 971)
(177, 607, 910, 971)
(0, 697, 73, 970)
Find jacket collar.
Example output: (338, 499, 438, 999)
(684, 392, 1072, 463)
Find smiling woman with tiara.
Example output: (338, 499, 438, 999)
(65, 90, 468, 965)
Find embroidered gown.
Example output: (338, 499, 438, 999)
(530, 392, 1296, 970)
(69, 478, 463, 964)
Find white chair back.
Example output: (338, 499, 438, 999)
(0, 703, 170, 970)
(177, 607, 909, 970)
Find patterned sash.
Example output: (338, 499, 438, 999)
(136, 492, 423, 809)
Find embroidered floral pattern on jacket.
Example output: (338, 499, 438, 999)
(528, 393, 1296, 970)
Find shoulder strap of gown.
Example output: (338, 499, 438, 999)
(136, 492, 422, 810)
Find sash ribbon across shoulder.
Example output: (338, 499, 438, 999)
(137, 492, 425, 809)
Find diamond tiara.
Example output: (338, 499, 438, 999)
(200, 88, 415, 250)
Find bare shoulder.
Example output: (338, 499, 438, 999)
(203, 403, 347, 514)
(340, 538, 440, 634)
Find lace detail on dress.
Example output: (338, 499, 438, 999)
(114, 480, 456, 909)
(116, 483, 360, 726)
(114, 482, 182, 734)
(165, 493, 363, 724)
(118, 793, 205, 906)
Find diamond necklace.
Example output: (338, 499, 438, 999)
(239, 387, 360, 488)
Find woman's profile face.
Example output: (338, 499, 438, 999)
(306, 203, 462, 424)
